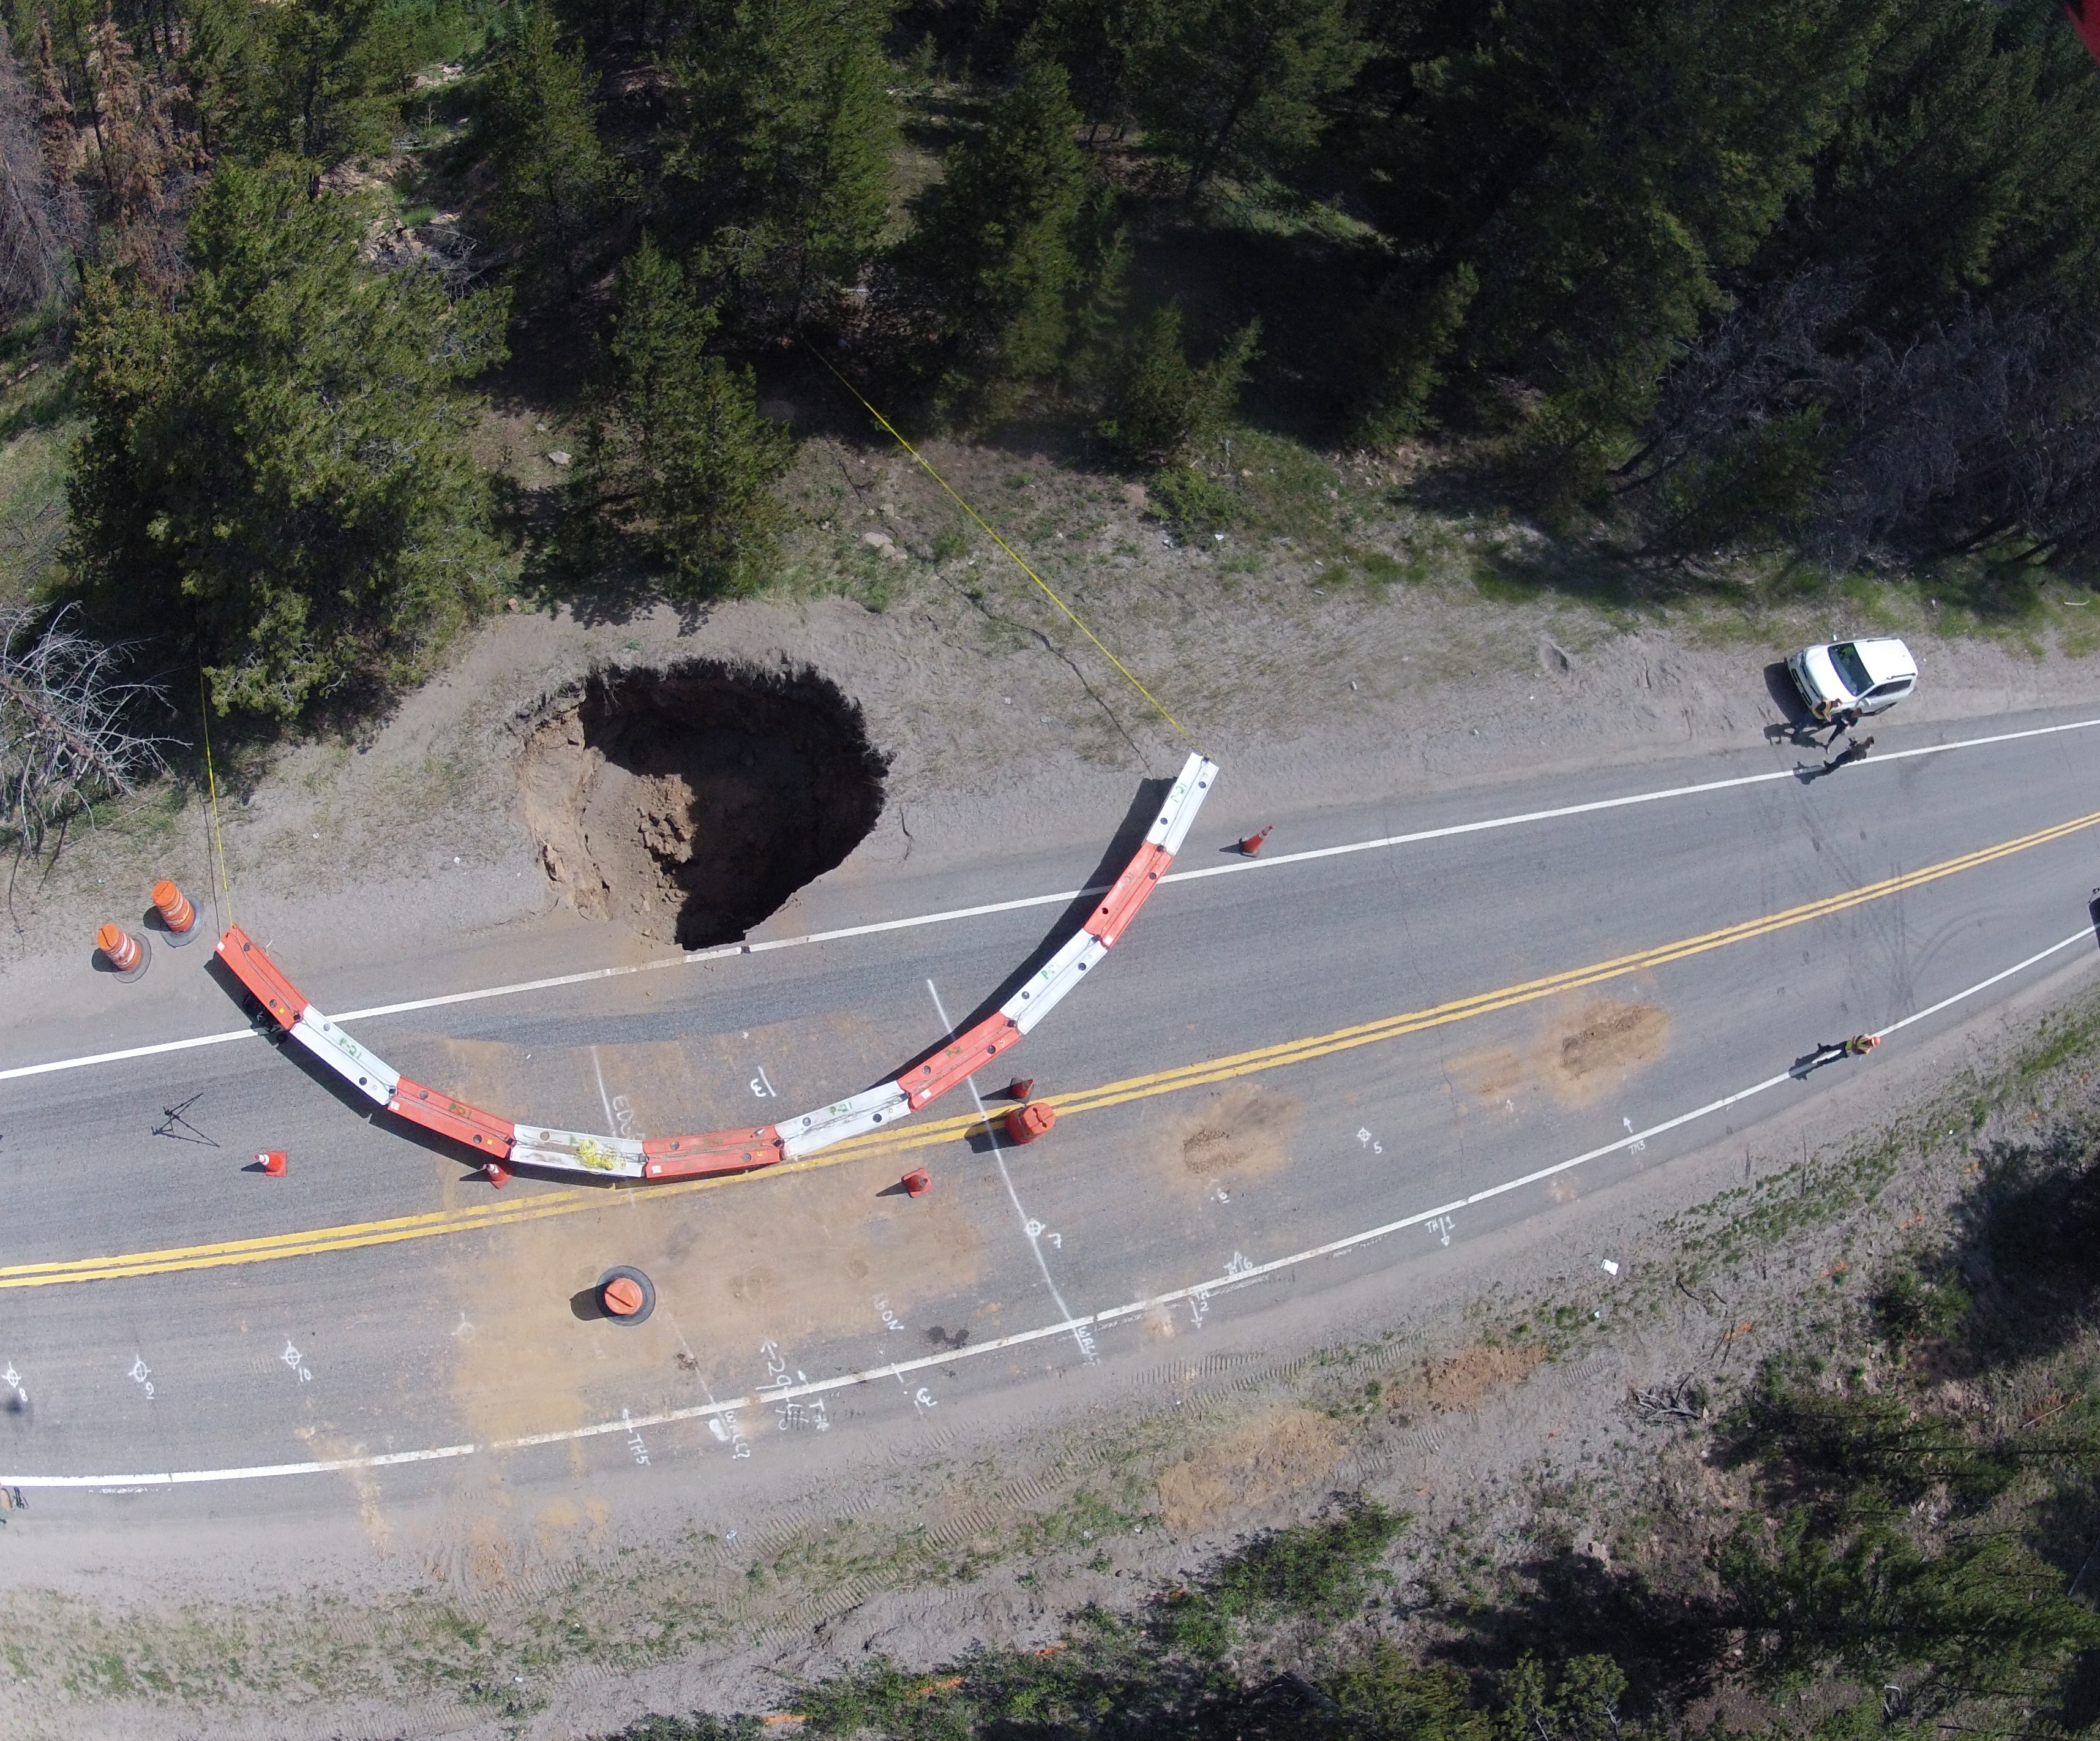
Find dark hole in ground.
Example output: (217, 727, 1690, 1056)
(522, 660, 888, 949)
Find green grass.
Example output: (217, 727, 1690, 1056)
(0, 338, 76, 608)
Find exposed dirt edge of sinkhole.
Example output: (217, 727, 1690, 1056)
(519, 660, 890, 948)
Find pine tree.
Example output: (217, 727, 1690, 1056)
(180, 0, 264, 163)
(572, 238, 797, 598)
(1355, 0, 1899, 495)
(1749, 0, 2100, 334)
(1352, 263, 1476, 443)
(1131, 0, 1365, 192)
(0, 22, 81, 311)
(890, 53, 1122, 426)
(1098, 300, 1258, 465)
(480, 0, 624, 299)
(66, 160, 510, 720)
(33, 19, 78, 193)
(89, 7, 186, 290)
(660, 0, 896, 333)
(1720, 1505, 2100, 1706)
(1037, 0, 1167, 140)
(189, 0, 412, 168)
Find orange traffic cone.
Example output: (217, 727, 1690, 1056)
(485, 1160, 511, 1188)
(1239, 827, 1272, 856)
(1005, 1102, 1057, 1145)
(257, 1150, 288, 1176)
(96, 922, 150, 980)
(151, 879, 199, 946)
(1006, 1077, 1035, 1102)
(602, 1276, 646, 1317)
(902, 1167, 932, 1197)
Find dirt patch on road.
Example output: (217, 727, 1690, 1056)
(520, 659, 888, 948)
(1157, 1406, 1346, 1533)
(1158, 1087, 1299, 1187)
(1458, 998, 1671, 1111)
(442, 1162, 988, 1451)
(1552, 999, 1670, 1096)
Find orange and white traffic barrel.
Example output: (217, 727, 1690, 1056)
(596, 1266, 656, 1326)
(1004, 1102, 1056, 1145)
(151, 879, 199, 946)
(96, 922, 150, 981)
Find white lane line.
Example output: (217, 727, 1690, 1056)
(8, 710, 2096, 1087)
(927, 979, 1095, 1364)
(12, 923, 2090, 1490)
(588, 1047, 619, 1135)
(1167, 713, 2100, 887)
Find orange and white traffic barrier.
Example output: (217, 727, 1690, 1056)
(290, 1006, 398, 1107)
(151, 879, 198, 945)
(899, 1012, 1025, 1110)
(781, 1081, 913, 1160)
(898, 753, 1219, 1116)
(215, 927, 307, 1029)
(206, 757, 1220, 1185)
(96, 922, 149, 980)
(642, 1127, 784, 1181)
(509, 1124, 647, 1179)
(1004, 1102, 1056, 1145)
(389, 1079, 514, 1157)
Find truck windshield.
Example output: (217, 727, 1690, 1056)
(1829, 642, 1873, 698)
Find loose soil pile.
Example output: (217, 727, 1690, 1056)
(520, 660, 888, 948)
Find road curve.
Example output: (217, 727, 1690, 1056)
(3, 704, 2098, 1516)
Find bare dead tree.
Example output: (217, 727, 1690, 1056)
(86, 9, 192, 296)
(1629, 273, 2100, 574)
(0, 604, 172, 868)
(1812, 306, 2100, 573)
(0, 22, 83, 314)
(1613, 267, 1862, 498)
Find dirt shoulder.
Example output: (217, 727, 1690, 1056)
(9, 450, 2099, 985)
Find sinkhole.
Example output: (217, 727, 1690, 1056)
(521, 660, 888, 949)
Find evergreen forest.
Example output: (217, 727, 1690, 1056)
(2, 0, 2099, 715)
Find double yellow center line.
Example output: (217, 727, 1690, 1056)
(7, 805, 2094, 1290)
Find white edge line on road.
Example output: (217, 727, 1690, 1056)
(12, 923, 2090, 1489)
(7, 712, 2096, 1086)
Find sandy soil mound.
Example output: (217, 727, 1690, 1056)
(520, 660, 888, 947)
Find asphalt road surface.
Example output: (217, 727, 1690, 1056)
(4, 704, 2099, 1533)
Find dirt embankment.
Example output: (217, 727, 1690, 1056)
(13, 491, 2100, 986)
